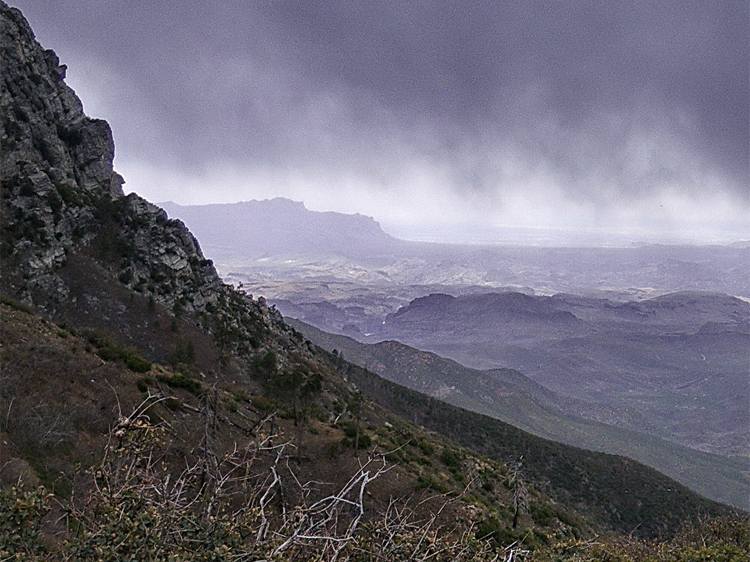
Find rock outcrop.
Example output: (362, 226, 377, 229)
(0, 4, 195, 306)
(0, 4, 122, 197)
(0, 2, 114, 285)
(0, 1, 285, 354)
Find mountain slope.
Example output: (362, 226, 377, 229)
(375, 291, 750, 459)
(336, 355, 734, 538)
(291, 319, 750, 509)
(0, 297, 737, 555)
(0, 2, 742, 556)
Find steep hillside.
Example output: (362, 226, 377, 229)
(291, 319, 750, 510)
(0, 2, 745, 558)
(0, 300, 743, 559)
(337, 355, 733, 538)
(375, 291, 750, 459)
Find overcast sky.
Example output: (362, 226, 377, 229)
(13, 1, 749, 243)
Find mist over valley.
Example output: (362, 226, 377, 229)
(163, 199, 750, 508)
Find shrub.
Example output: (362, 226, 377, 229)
(0, 295, 33, 314)
(136, 377, 152, 393)
(123, 351, 152, 373)
(250, 395, 276, 414)
(118, 268, 133, 284)
(440, 448, 461, 468)
(83, 330, 152, 373)
(419, 439, 434, 456)
(172, 338, 196, 366)
(156, 373, 203, 394)
(339, 420, 358, 439)
(0, 486, 51, 559)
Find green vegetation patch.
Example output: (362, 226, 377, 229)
(155, 373, 203, 395)
(337, 420, 372, 449)
(0, 487, 51, 559)
(83, 331, 152, 373)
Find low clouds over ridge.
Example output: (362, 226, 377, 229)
(13, 0, 749, 242)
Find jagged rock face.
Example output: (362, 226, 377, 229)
(0, 1, 219, 315)
(0, 3, 124, 196)
(102, 193, 226, 313)
(1, 1, 112, 286)
(0, 1, 291, 361)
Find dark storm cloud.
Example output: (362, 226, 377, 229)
(12, 0, 749, 230)
(257, 0, 749, 190)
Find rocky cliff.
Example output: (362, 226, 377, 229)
(1, 0, 121, 276)
(0, 1, 285, 353)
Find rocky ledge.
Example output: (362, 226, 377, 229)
(0, 1, 285, 351)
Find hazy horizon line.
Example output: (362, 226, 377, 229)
(155, 195, 749, 249)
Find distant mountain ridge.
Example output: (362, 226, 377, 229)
(383, 291, 750, 341)
(373, 290, 750, 459)
(385, 292, 584, 343)
(163, 200, 750, 302)
(159, 199, 401, 263)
